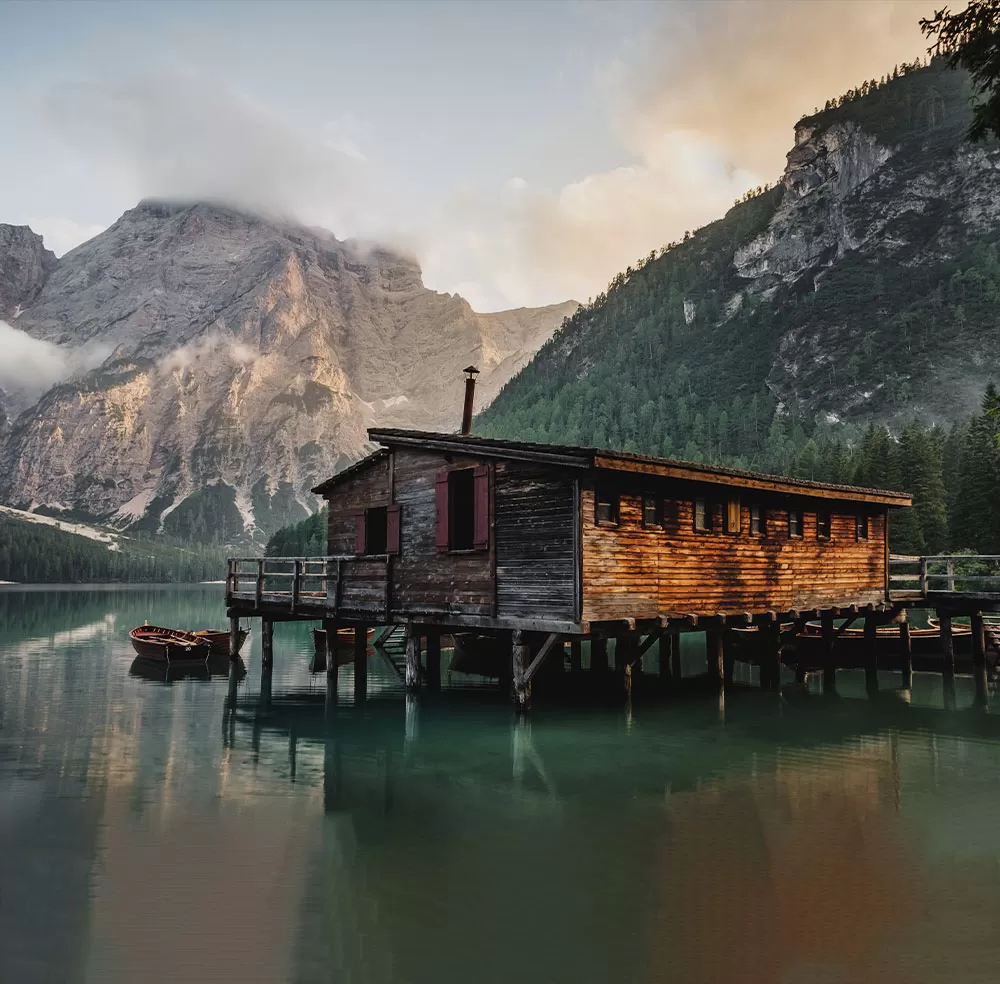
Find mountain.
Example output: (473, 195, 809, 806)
(478, 59, 1000, 464)
(0, 201, 577, 543)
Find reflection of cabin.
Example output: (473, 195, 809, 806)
(310, 428, 911, 626)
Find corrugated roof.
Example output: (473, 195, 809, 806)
(364, 428, 913, 507)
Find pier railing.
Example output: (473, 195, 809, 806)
(227, 555, 391, 617)
(889, 554, 1000, 601)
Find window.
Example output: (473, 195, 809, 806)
(642, 496, 660, 529)
(788, 509, 802, 538)
(856, 514, 869, 541)
(596, 488, 619, 525)
(354, 504, 401, 555)
(726, 497, 741, 534)
(750, 504, 763, 536)
(694, 497, 710, 532)
(436, 466, 490, 552)
(817, 512, 831, 540)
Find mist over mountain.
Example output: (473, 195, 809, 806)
(0, 201, 576, 543)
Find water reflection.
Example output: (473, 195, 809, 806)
(2, 586, 1000, 984)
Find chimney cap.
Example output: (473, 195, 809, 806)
(463, 365, 480, 377)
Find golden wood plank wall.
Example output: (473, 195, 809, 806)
(581, 486, 887, 621)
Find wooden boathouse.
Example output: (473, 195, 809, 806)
(224, 425, 1000, 707)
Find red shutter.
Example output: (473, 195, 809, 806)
(354, 510, 366, 555)
(386, 504, 401, 555)
(473, 464, 491, 550)
(435, 472, 450, 552)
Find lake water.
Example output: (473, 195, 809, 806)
(2, 584, 999, 984)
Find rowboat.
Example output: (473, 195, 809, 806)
(129, 625, 211, 662)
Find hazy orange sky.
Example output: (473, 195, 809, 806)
(1, 0, 930, 310)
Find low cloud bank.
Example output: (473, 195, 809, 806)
(0, 320, 108, 396)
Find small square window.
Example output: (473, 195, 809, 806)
(856, 515, 869, 541)
(726, 497, 741, 534)
(788, 509, 802, 538)
(642, 496, 660, 528)
(750, 504, 763, 535)
(596, 489, 618, 525)
(817, 512, 831, 540)
(694, 498, 710, 532)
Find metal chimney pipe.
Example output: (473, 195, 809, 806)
(461, 365, 480, 435)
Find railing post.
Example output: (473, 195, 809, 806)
(233, 559, 240, 595)
(946, 558, 955, 592)
(226, 558, 233, 601)
(291, 559, 302, 614)
(920, 557, 928, 596)
(256, 559, 264, 607)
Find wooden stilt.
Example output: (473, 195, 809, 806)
(822, 612, 836, 694)
(864, 615, 879, 695)
(972, 612, 988, 706)
(261, 618, 274, 669)
(658, 631, 672, 684)
(569, 639, 582, 674)
(259, 657, 273, 710)
(229, 615, 241, 661)
(939, 611, 955, 682)
(669, 630, 682, 682)
(404, 625, 421, 692)
(761, 622, 781, 691)
(323, 618, 339, 696)
(591, 637, 609, 674)
(722, 632, 735, 688)
(899, 618, 912, 690)
(706, 630, 724, 690)
(354, 622, 368, 703)
(426, 630, 441, 692)
(512, 629, 531, 708)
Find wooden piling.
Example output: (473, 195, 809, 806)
(821, 612, 836, 694)
(706, 630, 724, 690)
(669, 630, 683, 683)
(261, 618, 274, 669)
(569, 639, 582, 675)
(939, 611, 955, 683)
(864, 615, 879, 695)
(760, 622, 781, 692)
(722, 631, 735, 689)
(229, 615, 241, 661)
(512, 629, 531, 708)
(591, 637, 609, 674)
(426, 630, 441, 692)
(972, 612, 988, 706)
(354, 622, 368, 703)
(323, 618, 339, 697)
(899, 618, 912, 690)
(404, 625, 421, 692)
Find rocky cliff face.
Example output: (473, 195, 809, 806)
(0, 225, 56, 318)
(0, 202, 576, 539)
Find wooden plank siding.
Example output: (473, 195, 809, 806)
(494, 462, 577, 622)
(581, 485, 887, 622)
(390, 450, 494, 617)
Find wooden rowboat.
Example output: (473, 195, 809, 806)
(129, 625, 210, 662)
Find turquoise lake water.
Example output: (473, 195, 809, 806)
(1, 584, 999, 983)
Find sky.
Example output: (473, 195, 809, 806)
(0, 0, 929, 311)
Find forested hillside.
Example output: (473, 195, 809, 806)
(0, 513, 228, 582)
(477, 58, 1000, 553)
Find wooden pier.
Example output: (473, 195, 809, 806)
(225, 429, 1000, 708)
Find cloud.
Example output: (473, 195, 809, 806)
(0, 320, 112, 397)
(0, 320, 75, 393)
(25, 217, 106, 257)
(41, 63, 393, 245)
(419, 0, 927, 310)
